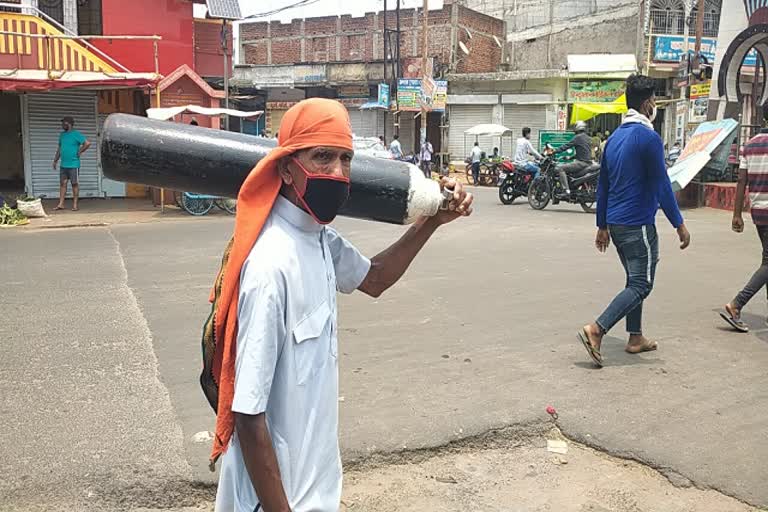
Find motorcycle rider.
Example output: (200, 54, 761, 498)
(554, 121, 593, 196)
(514, 127, 543, 176)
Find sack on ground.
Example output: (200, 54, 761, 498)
(16, 198, 46, 218)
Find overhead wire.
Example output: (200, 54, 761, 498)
(242, 0, 323, 19)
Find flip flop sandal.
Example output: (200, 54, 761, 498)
(577, 329, 603, 368)
(625, 340, 658, 354)
(719, 311, 749, 333)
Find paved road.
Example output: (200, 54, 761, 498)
(2, 187, 767, 510)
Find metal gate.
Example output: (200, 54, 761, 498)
(447, 104, 494, 161)
(24, 91, 100, 198)
(502, 104, 547, 157)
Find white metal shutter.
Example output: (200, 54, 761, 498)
(447, 105, 494, 161)
(26, 91, 99, 198)
(347, 108, 382, 139)
(502, 104, 547, 157)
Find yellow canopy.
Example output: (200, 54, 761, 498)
(570, 93, 627, 124)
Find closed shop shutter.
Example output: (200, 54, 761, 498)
(397, 111, 417, 156)
(502, 104, 547, 157)
(447, 104, 494, 161)
(25, 91, 99, 198)
(347, 108, 381, 139)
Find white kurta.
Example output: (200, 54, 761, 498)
(215, 196, 371, 512)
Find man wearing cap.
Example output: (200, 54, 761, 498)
(53, 116, 91, 211)
(206, 98, 474, 512)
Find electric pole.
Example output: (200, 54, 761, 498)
(694, 0, 705, 61)
(420, 0, 429, 152)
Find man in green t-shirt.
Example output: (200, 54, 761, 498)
(53, 116, 91, 211)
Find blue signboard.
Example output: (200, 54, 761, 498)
(654, 36, 757, 66)
(378, 83, 390, 108)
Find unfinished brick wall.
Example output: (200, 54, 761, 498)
(455, 6, 504, 74)
(239, 3, 503, 72)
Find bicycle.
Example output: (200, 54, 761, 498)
(174, 192, 237, 216)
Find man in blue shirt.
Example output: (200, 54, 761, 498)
(577, 74, 691, 368)
(53, 116, 91, 211)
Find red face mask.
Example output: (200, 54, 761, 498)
(290, 157, 351, 224)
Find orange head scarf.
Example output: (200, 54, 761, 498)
(208, 98, 353, 464)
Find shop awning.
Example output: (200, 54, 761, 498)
(567, 54, 637, 79)
(464, 124, 512, 137)
(570, 94, 628, 124)
(0, 70, 160, 92)
(359, 101, 388, 110)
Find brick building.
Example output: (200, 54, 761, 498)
(235, 1, 505, 157)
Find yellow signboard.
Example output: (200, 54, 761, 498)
(690, 82, 711, 99)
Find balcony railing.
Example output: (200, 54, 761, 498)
(0, 1, 129, 71)
(649, 8, 720, 38)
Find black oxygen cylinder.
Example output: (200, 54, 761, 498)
(100, 114, 442, 225)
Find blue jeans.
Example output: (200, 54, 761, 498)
(522, 161, 540, 177)
(471, 161, 480, 182)
(596, 225, 659, 335)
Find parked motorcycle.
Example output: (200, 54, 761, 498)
(498, 160, 537, 205)
(527, 148, 600, 213)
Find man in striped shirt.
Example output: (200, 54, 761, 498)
(722, 111, 768, 332)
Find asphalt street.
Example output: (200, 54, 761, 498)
(2, 186, 767, 510)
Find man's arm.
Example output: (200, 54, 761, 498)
(232, 264, 289, 511)
(236, 413, 291, 512)
(526, 140, 543, 160)
(732, 167, 748, 233)
(648, 136, 684, 228)
(647, 135, 690, 249)
(554, 137, 577, 154)
(596, 142, 609, 229)
(358, 179, 473, 298)
(53, 147, 61, 170)
(78, 139, 92, 156)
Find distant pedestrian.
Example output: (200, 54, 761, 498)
(390, 134, 403, 159)
(420, 138, 433, 178)
(379, 135, 386, 146)
(721, 106, 768, 332)
(469, 141, 482, 185)
(577, 74, 690, 368)
(53, 116, 90, 211)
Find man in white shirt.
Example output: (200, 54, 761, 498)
(420, 138, 434, 178)
(513, 127, 543, 176)
(469, 141, 483, 184)
(211, 98, 474, 512)
(389, 134, 403, 159)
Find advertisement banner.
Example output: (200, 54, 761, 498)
(689, 98, 709, 123)
(568, 81, 625, 103)
(668, 119, 739, 191)
(397, 79, 422, 111)
(397, 79, 447, 112)
(432, 80, 448, 112)
(654, 36, 757, 66)
(690, 81, 711, 99)
(377, 83, 390, 108)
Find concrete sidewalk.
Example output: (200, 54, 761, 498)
(18, 198, 233, 230)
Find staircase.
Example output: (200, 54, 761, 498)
(0, 10, 118, 74)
